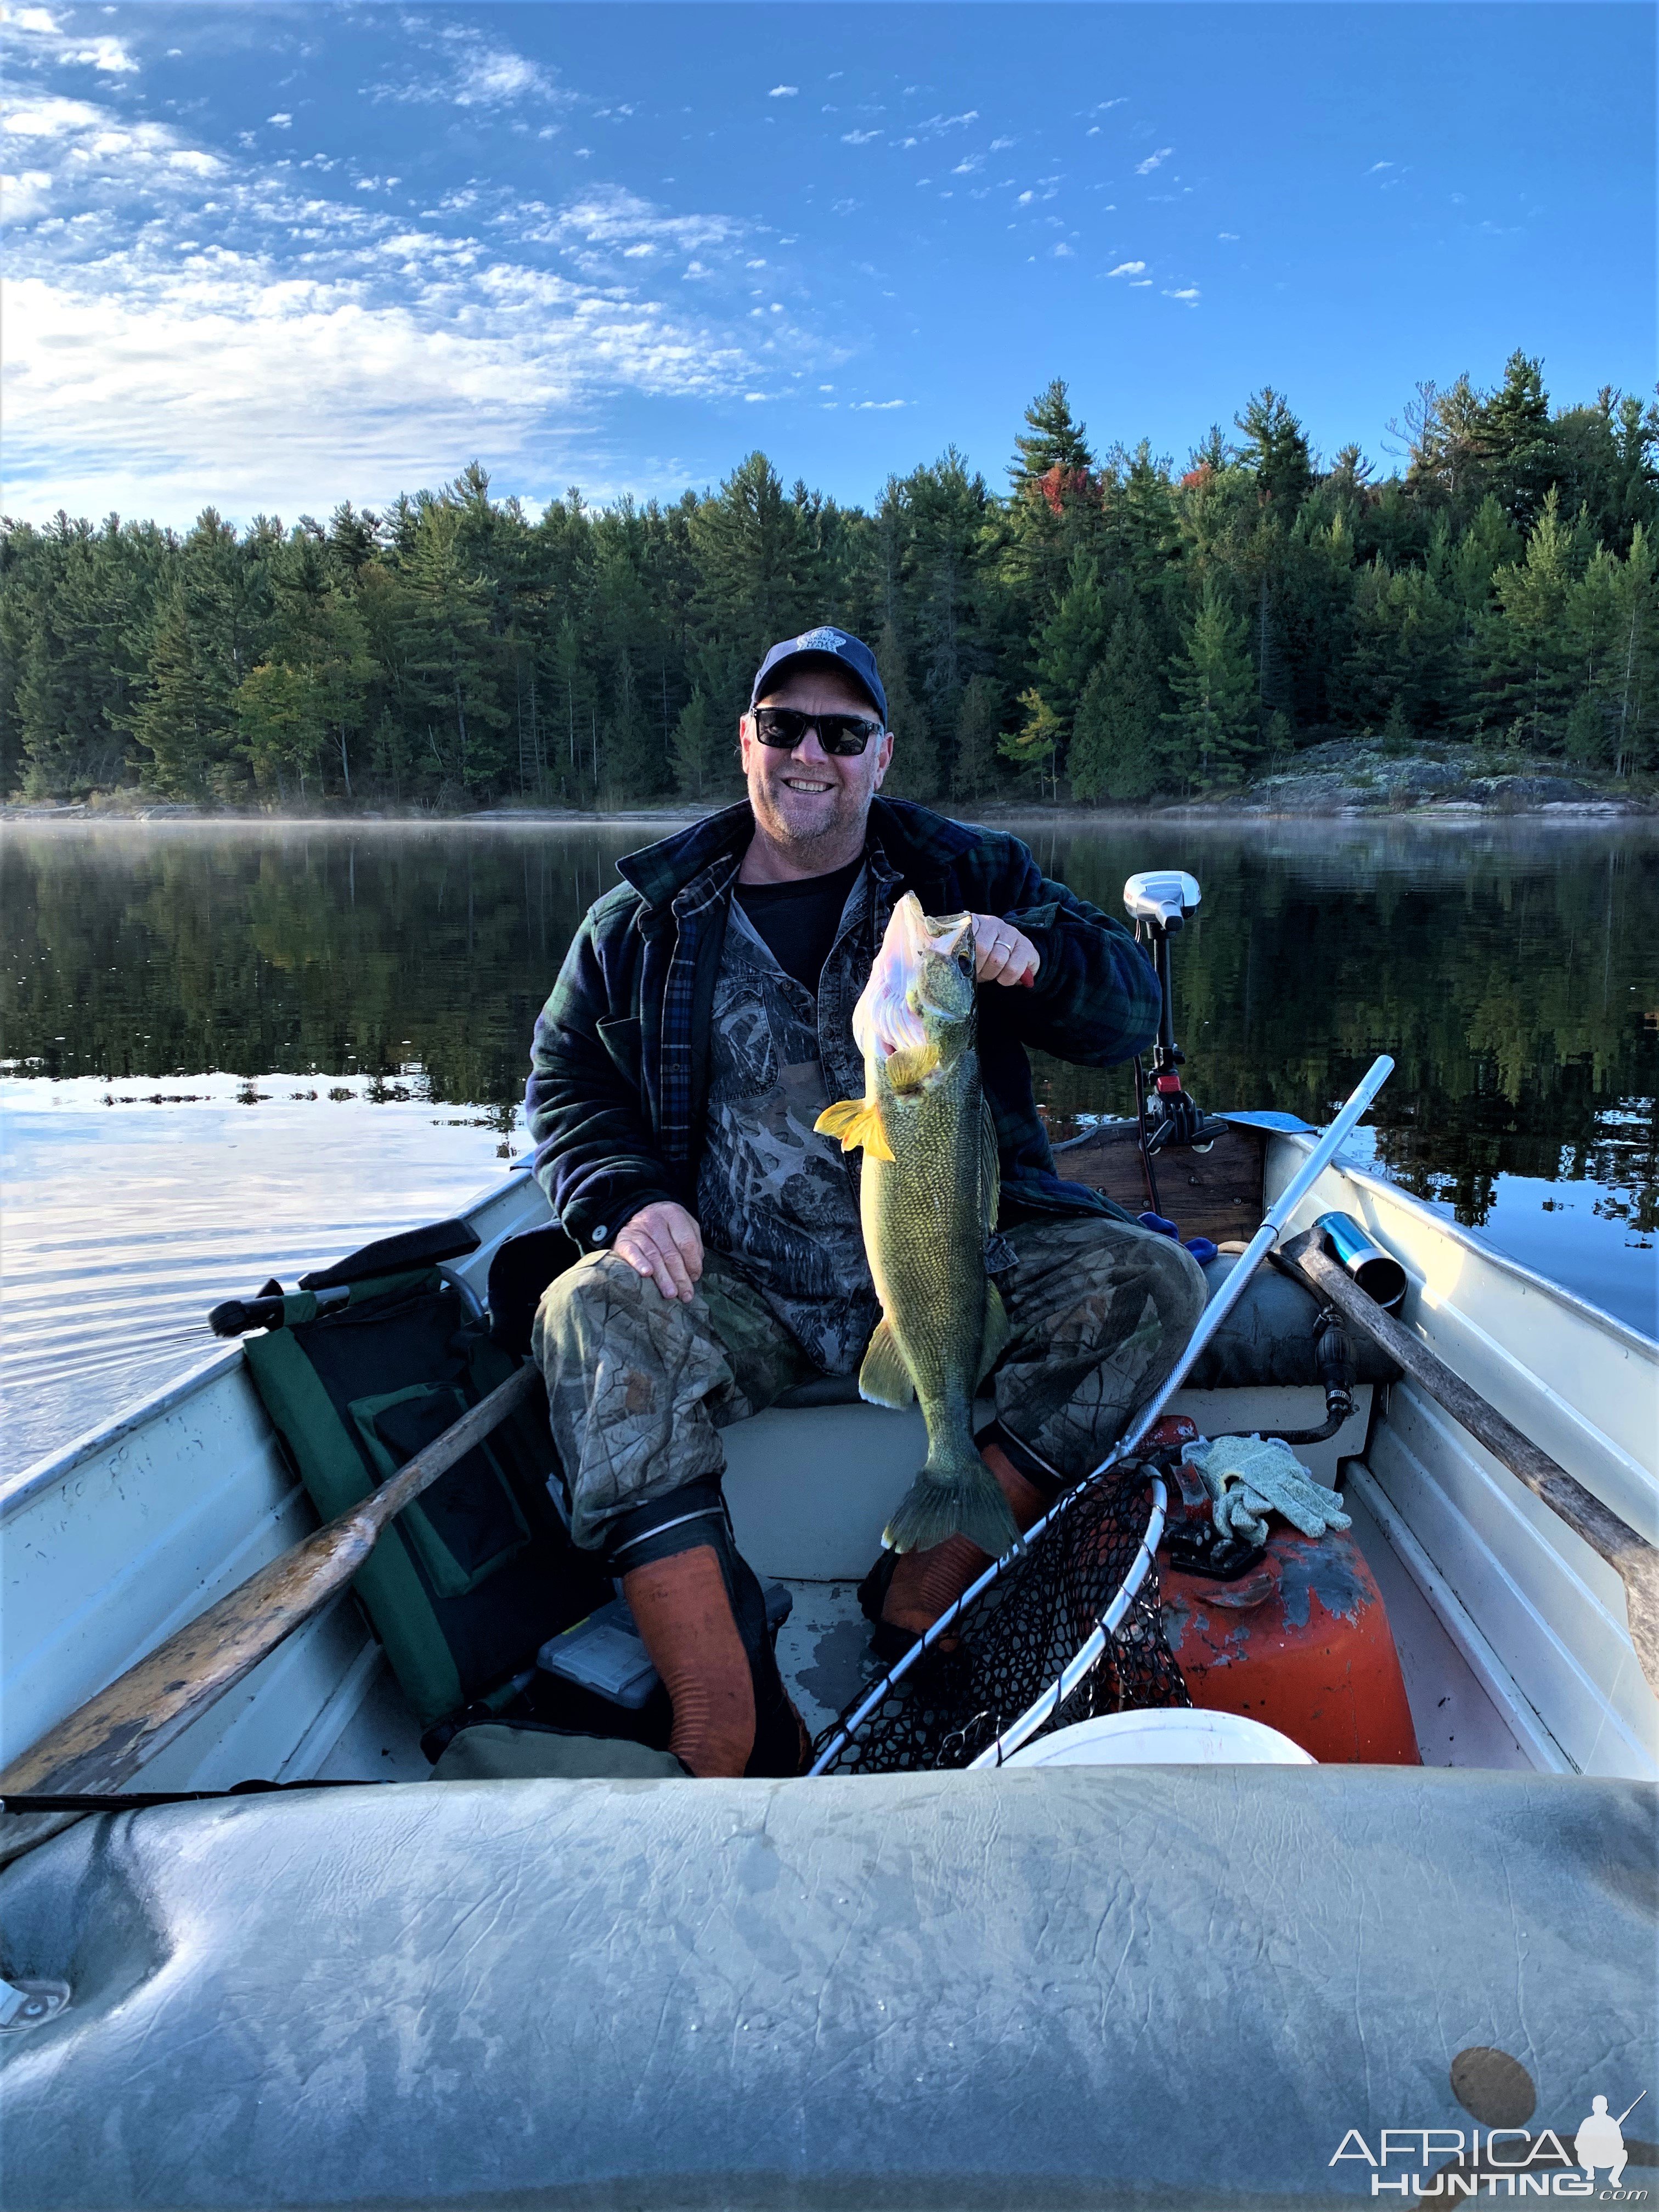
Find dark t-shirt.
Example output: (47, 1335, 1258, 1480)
(732, 855, 865, 995)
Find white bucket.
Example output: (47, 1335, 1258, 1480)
(1001, 1708, 1316, 1768)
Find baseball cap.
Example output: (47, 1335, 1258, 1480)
(748, 626, 887, 724)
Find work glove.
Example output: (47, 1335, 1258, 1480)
(1188, 1435, 1352, 1547)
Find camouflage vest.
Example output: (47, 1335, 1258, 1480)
(694, 870, 882, 1376)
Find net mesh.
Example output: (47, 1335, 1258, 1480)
(812, 1461, 1190, 1776)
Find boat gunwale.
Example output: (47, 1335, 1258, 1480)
(0, 1340, 251, 1526)
(1270, 1134, 1659, 1361)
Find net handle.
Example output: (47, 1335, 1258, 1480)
(808, 1053, 1392, 1778)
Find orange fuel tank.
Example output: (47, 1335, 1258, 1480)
(1159, 1525, 1421, 1765)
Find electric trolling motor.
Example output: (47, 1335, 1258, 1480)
(1121, 870, 1230, 1217)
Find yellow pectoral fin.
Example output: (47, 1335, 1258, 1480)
(882, 1041, 941, 1094)
(814, 1096, 895, 1163)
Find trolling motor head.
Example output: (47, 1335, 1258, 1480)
(1124, 870, 1201, 935)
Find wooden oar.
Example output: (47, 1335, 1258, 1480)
(0, 1364, 541, 1802)
(1282, 1233, 1659, 1702)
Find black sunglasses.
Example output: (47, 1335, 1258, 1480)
(752, 706, 885, 758)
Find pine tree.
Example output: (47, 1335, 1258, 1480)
(951, 674, 1001, 803)
(1606, 523, 1658, 774)
(1035, 551, 1111, 731)
(875, 622, 937, 798)
(1010, 379, 1093, 490)
(997, 687, 1062, 799)
(1235, 389, 1314, 514)
(689, 453, 810, 672)
(1068, 603, 1168, 801)
(132, 588, 235, 798)
(1165, 583, 1257, 791)
(1474, 350, 1555, 527)
(669, 689, 732, 803)
(1489, 487, 1580, 748)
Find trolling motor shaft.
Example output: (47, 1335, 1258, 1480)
(1121, 871, 1228, 1214)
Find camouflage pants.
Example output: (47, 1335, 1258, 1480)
(533, 1216, 1207, 1553)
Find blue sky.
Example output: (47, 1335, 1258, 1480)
(3, 2, 1652, 528)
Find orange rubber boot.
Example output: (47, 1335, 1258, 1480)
(622, 1545, 755, 1776)
(879, 1443, 1051, 1648)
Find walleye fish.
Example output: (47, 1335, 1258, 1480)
(815, 893, 1018, 1559)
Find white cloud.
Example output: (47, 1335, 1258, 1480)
(0, 94, 802, 524)
(1135, 147, 1172, 174)
(1087, 127, 1100, 137)
(841, 128, 882, 145)
(2, 8, 137, 71)
(1368, 160, 1393, 174)
(268, 113, 292, 129)
(768, 85, 798, 98)
(1163, 285, 1199, 302)
(1107, 259, 1145, 278)
(2, 94, 104, 137)
(1, 166, 52, 219)
(1218, 230, 1239, 240)
(2, 253, 765, 521)
(851, 398, 904, 410)
(1052, 241, 1074, 257)
(989, 136, 1014, 150)
(951, 156, 980, 175)
(369, 26, 567, 112)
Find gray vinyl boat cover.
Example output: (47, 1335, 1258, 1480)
(1, 1768, 1654, 2211)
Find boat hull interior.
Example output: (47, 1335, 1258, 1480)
(3, 1122, 1652, 1814)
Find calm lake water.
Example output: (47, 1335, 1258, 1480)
(3, 815, 1655, 1477)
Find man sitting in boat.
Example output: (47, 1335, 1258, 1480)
(523, 627, 1206, 1776)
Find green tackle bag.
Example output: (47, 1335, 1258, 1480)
(240, 1237, 606, 1737)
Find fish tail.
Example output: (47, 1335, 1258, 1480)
(883, 1455, 1022, 1559)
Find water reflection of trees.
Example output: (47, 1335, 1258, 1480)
(3, 823, 1654, 1231)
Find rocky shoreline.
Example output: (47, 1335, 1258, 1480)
(3, 739, 1651, 825)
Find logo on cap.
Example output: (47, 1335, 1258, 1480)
(795, 627, 848, 653)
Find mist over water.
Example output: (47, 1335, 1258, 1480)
(3, 816, 1655, 1476)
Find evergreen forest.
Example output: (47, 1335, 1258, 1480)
(4, 351, 1656, 812)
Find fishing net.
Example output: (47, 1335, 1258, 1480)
(811, 1460, 1190, 1776)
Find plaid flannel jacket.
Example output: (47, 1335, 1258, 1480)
(524, 797, 1161, 1254)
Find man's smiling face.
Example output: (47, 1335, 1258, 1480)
(740, 661, 893, 868)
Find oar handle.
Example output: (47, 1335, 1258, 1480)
(1285, 1234, 1659, 1702)
(0, 1364, 541, 1801)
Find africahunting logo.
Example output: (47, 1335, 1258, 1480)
(1330, 2087, 1648, 2199)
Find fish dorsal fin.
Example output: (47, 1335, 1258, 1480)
(883, 1040, 941, 1095)
(859, 1316, 916, 1409)
(814, 1096, 895, 1163)
(977, 1279, 1011, 1387)
(979, 1097, 1001, 1235)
